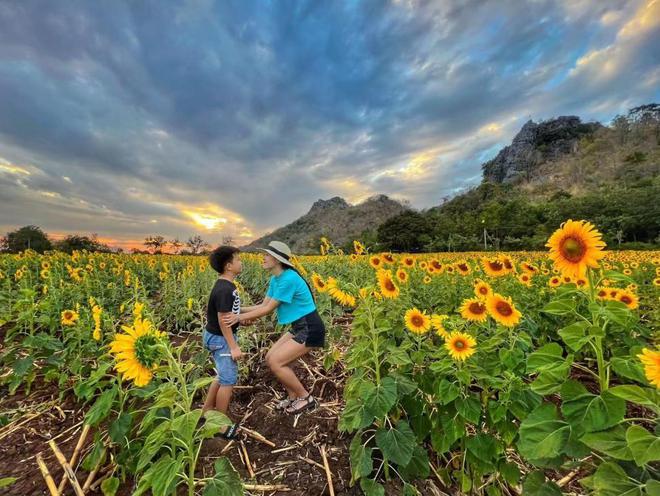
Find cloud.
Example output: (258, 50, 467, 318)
(0, 0, 658, 247)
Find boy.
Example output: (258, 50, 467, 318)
(201, 245, 244, 439)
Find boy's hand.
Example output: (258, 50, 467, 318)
(230, 346, 243, 361)
(222, 314, 240, 326)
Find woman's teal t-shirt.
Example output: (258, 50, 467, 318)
(266, 269, 316, 325)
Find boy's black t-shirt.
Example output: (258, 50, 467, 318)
(206, 278, 241, 335)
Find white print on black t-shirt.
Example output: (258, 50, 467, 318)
(231, 289, 241, 315)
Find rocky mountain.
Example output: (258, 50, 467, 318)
(482, 116, 602, 184)
(242, 194, 408, 254)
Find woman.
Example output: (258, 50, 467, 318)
(222, 241, 325, 414)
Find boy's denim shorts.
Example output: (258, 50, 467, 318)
(202, 329, 238, 386)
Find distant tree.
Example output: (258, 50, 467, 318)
(1, 225, 52, 253)
(611, 114, 630, 145)
(169, 238, 183, 254)
(54, 234, 111, 253)
(186, 235, 209, 255)
(221, 235, 235, 246)
(144, 235, 166, 254)
(377, 211, 431, 252)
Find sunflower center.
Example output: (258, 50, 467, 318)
(385, 280, 395, 291)
(561, 237, 586, 262)
(479, 287, 488, 295)
(469, 302, 485, 314)
(411, 315, 424, 326)
(134, 335, 161, 368)
(454, 339, 465, 350)
(620, 296, 631, 304)
(458, 264, 468, 271)
(496, 301, 513, 316)
(489, 261, 503, 271)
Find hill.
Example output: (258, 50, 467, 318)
(377, 103, 660, 252)
(242, 195, 408, 254)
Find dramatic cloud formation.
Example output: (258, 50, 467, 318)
(0, 0, 658, 249)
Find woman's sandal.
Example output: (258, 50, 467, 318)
(216, 423, 241, 440)
(274, 397, 294, 411)
(285, 395, 316, 415)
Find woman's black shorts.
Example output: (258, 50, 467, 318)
(288, 310, 325, 348)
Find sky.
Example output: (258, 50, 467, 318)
(0, 0, 659, 250)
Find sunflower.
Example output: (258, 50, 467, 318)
(482, 258, 506, 277)
(402, 256, 415, 268)
(455, 261, 471, 276)
(546, 219, 606, 278)
(596, 287, 609, 300)
(61, 309, 80, 326)
(574, 277, 589, 288)
(187, 298, 194, 310)
(548, 276, 561, 288)
(369, 255, 382, 269)
(637, 348, 660, 388)
(617, 289, 639, 310)
(517, 273, 532, 287)
(311, 273, 328, 293)
(460, 298, 488, 323)
(404, 308, 431, 335)
(377, 270, 400, 299)
(444, 332, 477, 361)
(520, 262, 538, 274)
(326, 277, 356, 307)
(500, 256, 515, 273)
(486, 293, 522, 327)
(431, 314, 449, 338)
(473, 279, 492, 299)
(623, 268, 632, 276)
(429, 259, 443, 272)
(653, 277, 660, 287)
(423, 275, 432, 284)
(382, 253, 395, 264)
(110, 317, 165, 387)
(396, 268, 409, 283)
(419, 261, 429, 270)
(353, 240, 365, 255)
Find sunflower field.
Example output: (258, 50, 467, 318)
(0, 220, 659, 496)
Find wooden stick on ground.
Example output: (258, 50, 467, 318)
(240, 441, 255, 479)
(47, 439, 85, 496)
(82, 458, 103, 493)
(240, 426, 276, 447)
(36, 453, 60, 496)
(57, 423, 91, 494)
(243, 483, 290, 491)
(320, 444, 335, 496)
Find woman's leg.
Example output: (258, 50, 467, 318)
(266, 333, 297, 397)
(265, 339, 310, 399)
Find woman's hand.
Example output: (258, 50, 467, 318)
(222, 313, 240, 326)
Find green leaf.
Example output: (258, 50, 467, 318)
(85, 385, 117, 426)
(645, 480, 660, 495)
(609, 385, 659, 411)
(101, 477, 120, 496)
(375, 421, 416, 466)
(542, 299, 575, 316)
(390, 372, 418, 396)
(499, 461, 520, 486)
(109, 412, 133, 444)
(386, 345, 412, 366)
(201, 410, 233, 439)
(466, 433, 498, 464)
(399, 444, 430, 479)
(561, 381, 625, 433)
(339, 396, 374, 432)
(522, 471, 562, 496)
(626, 425, 660, 467)
(456, 395, 481, 424)
(349, 434, 373, 482)
(137, 420, 170, 471)
(581, 426, 633, 460)
(518, 403, 571, 462)
(365, 377, 397, 418)
(530, 359, 571, 395)
(558, 321, 591, 351)
(0, 478, 17, 489)
(592, 461, 643, 496)
(610, 358, 647, 384)
(134, 455, 181, 496)
(526, 343, 564, 373)
(171, 410, 202, 444)
(435, 379, 459, 405)
(601, 300, 633, 327)
(203, 458, 244, 496)
(360, 478, 385, 496)
(403, 483, 420, 496)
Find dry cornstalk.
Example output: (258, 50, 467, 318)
(243, 483, 290, 491)
(319, 444, 335, 496)
(240, 441, 255, 479)
(298, 455, 325, 470)
(47, 439, 85, 496)
(57, 423, 91, 493)
(36, 453, 60, 496)
(271, 445, 297, 454)
(82, 458, 103, 493)
(220, 439, 235, 454)
(240, 427, 276, 447)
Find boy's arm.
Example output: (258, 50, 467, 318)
(218, 311, 242, 360)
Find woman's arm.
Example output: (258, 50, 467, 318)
(222, 297, 278, 326)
